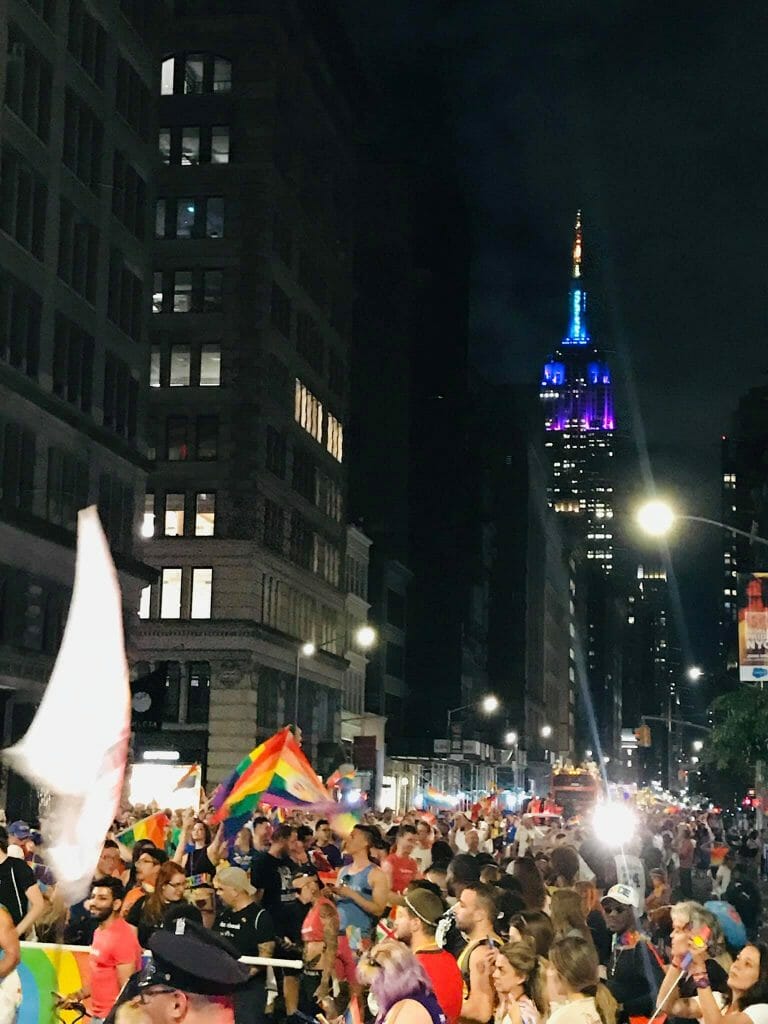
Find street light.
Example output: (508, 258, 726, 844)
(541, 724, 553, 739)
(295, 625, 378, 727)
(636, 499, 768, 547)
(446, 694, 500, 742)
(687, 666, 704, 682)
(505, 730, 518, 746)
(692, 739, 704, 752)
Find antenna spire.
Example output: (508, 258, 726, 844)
(572, 209, 583, 279)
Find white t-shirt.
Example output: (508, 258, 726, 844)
(547, 997, 602, 1024)
(743, 1004, 768, 1024)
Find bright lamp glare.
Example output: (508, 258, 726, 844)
(593, 802, 636, 847)
(505, 731, 518, 746)
(687, 666, 704, 682)
(355, 625, 377, 650)
(482, 695, 499, 713)
(541, 724, 553, 739)
(301, 641, 317, 657)
(636, 500, 675, 538)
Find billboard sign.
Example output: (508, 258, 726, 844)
(738, 573, 768, 681)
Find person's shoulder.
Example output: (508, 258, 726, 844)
(743, 1004, 768, 1024)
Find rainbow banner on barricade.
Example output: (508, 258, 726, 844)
(18, 942, 92, 1024)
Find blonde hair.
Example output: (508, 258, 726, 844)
(550, 889, 593, 947)
(498, 940, 548, 1016)
(549, 936, 617, 1024)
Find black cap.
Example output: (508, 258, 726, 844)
(141, 919, 251, 995)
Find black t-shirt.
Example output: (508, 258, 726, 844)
(215, 902, 275, 958)
(184, 846, 216, 878)
(125, 894, 163, 948)
(678, 959, 729, 999)
(250, 852, 299, 935)
(0, 856, 37, 926)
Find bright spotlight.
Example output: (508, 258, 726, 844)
(355, 625, 377, 649)
(541, 724, 553, 739)
(687, 666, 704, 682)
(481, 695, 500, 713)
(636, 500, 675, 538)
(505, 730, 518, 746)
(300, 641, 317, 657)
(593, 801, 636, 847)
(692, 740, 704, 752)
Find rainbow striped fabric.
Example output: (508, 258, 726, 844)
(211, 727, 330, 822)
(116, 811, 169, 849)
(18, 942, 91, 1024)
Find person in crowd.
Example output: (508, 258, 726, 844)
(98, 841, 129, 884)
(251, 817, 272, 855)
(678, 828, 696, 900)
(0, 826, 44, 938)
(383, 824, 422, 898)
(646, 869, 672, 913)
(292, 870, 339, 1015)
(122, 846, 169, 917)
(508, 912, 555, 959)
(548, 847, 581, 889)
(289, 827, 318, 876)
(547, 935, 617, 1024)
(413, 821, 435, 874)
(0, 899, 21, 1024)
(228, 828, 254, 872)
(492, 939, 548, 1024)
(713, 852, 735, 900)
(312, 820, 342, 870)
(329, 824, 390, 989)
(395, 884, 463, 1024)
(61, 877, 142, 1023)
(600, 884, 663, 1023)
(514, 816, 540, 859)
(356, 938, 448, 1024)
(214, 866, 275, 1024)
(186, 881, 217, 931)
(656, 904, 731, 1018)
(691, 940, 768, 1024)
(174, 817, 223, 880)
(250, 824, 302, 1017)
(496, 890, 528, 941)
(551, 889, 594, 948)
(432, 842, 455, 869)
(426, 863, 450, 902)
(454, 882, 503, 1023)
(510, 859, 548, 912)
(126, 861, 188, 948)
(481, 864, 504, 885)
(575, 881, 611, 967)
(119, 919, 252, 1024)
(726, 865, 762, 941)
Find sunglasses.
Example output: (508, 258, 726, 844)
(602, 904, 628, 915)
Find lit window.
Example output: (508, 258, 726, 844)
(138, 585, 151, 619)
(195, 492, 215, 535)
(173, 271, 192, 312)
(142, 493, 155, 537)
(295, 379, 322, 443)
(176, 198, 196, 238)
(164, 493, 185, 536)
(159, 129, 171, 164)
(181, 127, 200, 165)
(170, 344, 191, 386)
(161, 57, 175, 95)
(213, 57, 231, 92)
(211, 126, 229, 164)
(155, 199, 167, 238)
(326, 413, 343, 462)
(160, 568, 182, 619)
(152, 271, 164, 313)
(184, 54, 205, 94)
(191, 567, 212, 618)
(200, 344, 221, 386)
(150, 347, 160, 387)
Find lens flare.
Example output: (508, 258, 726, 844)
(592, 801, 636, 847)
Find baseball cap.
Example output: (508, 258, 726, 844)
(601, 883, 638, 908)
(403, 886, 446, 927)
(8, 821, 30, 840)
(141, 918, 251, 995)
(215, 866, 256, 896)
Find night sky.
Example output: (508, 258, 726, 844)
(339, 1, 768, 674)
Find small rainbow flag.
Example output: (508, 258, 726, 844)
(116, 811, 169, 850)
(425, 785, 456, 809)
(173, 764, 200, 791)
(345, 996, 363, 1024)
(211, 727, 330, 823)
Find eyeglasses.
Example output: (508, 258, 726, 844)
(164, 880, 187, 891)
(134, 987, 177, 1005)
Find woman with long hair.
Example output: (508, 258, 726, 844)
(546, 936, 617, 1024)
(229, 826, 254, 871)
(512, 859, 547, 912)
(356, 938, 445, 1024)
(492, 940, 548, 1024)
(550, 891, 594, 948)
(125, 861, 187, 946)
(508, 912, 554, 959)
(687, 940, 768, 1024)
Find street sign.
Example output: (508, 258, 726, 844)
(433, 739, 450, 753)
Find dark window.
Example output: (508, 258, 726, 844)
(385, 642, 404, 678)
(166, 417, 189, 461)
(0, 423, 36, 512)
(52, 313, 93, 411)
(23, 0, 56, 24)
(263, 499, 283, 553)
(328, 350, 346, 397)
(196, 416, 218, 460)
(0, 273, 42, 379)
(289, 510, 313, 569)
(265, 426, 286, 477)
(386, 589, 406, 629)
(186, 662, 210, 723)
(296, 312, 324, 373)
(161, 661, 181, 721)
(115, 55, 150, 141)
(119, 0, 152, 38)
(292, 447, 315, 503)
(67, 0, 106, 86)
(107, 251, 143, 341)
(62, 90, 103, 190)
(58, 201, 98, 303)
(103, 351, 137, 437)
(46, 447, 88, 530)
(98, 473, 134, 551)
(266, 353, 289, 400)
(0, 147, 47, 260)
(4, 25, 52, 142)
(202, 270, 223, 311)
(112, 151, 146, 239)
(273, 210, 292, 265)
(271, 283, 291, 337)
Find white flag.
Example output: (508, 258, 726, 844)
(4, 507, 130, 904)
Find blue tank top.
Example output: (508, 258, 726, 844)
(337, 862, 376, 938)
(377, 989, 447, 1024)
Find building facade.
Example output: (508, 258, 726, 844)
(132, 1, 369, 783)
(0, 0, 157, 815)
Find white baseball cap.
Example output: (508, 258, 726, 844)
(601, 883, 638, 908)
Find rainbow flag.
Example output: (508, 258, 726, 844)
(18, 942, 92, 1024)
(344, 996, 363, 1024)
(211, 728, 330, 822)
(116, 811, 169, 849)
(425, 785, 456, 809)
(173, 764, 200, 791)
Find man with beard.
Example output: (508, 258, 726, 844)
(62, 877, 141, 1023)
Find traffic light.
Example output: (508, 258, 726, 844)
(634, 724, 652, 748)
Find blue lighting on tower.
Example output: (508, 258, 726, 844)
(542, 361, 566, 386)
(564, 286, 591, 346)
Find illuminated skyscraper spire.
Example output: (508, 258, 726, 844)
(572, 209, 583, 279)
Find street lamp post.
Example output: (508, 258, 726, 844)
(636, 500, 768, 547)
(445, 694, 500, 745)
(294, 626, 377, 732)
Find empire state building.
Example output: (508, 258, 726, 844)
(540, 212, 615, 570)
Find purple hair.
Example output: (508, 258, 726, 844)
(362, 941, 433, 1019)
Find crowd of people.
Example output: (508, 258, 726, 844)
(0, 799, 767, 1024)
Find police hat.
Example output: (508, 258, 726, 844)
(141, 918, 252, 995)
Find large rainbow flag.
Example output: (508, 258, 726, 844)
(116, 811, 169, 849)
(211, 728, 330, 822)
(18, 942, 92, 1024)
